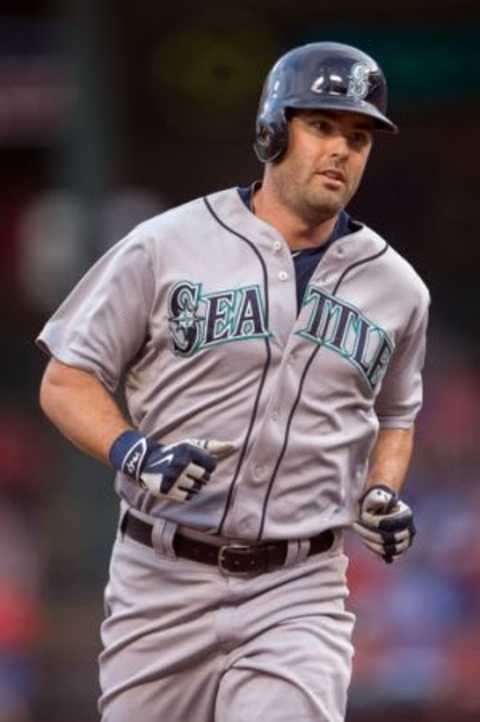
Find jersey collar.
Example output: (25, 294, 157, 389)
(206, 186, 385, 262)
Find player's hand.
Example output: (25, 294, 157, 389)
(353, 484, 416, 563)
(109, 431, 235, 502)
(140, 439, 235, 501)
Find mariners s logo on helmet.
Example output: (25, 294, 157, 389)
(347, 63, 370, 101)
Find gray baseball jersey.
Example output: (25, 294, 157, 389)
(37, 186, 429, 722)
(37, 186, 429, 542)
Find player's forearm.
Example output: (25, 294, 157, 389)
(366, 426, 415, 494)
(39, 358, 131, 466)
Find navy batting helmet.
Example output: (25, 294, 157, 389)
(254, 42, 397, 163)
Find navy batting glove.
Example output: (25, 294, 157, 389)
(109, 430, 235, 502)
(353, 484, 416, 563)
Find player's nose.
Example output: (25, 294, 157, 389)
(327, 133, 350, 160)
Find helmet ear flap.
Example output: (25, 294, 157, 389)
(254, 110, 289, 163)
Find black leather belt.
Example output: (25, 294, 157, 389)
(122, 511, 335, 576)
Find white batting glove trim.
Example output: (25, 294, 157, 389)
(359, 499, 412, 529)
(140, 470, 198, 502)
(184, 438, 236, 459)
(353, 528, 411, 556)
(353, 524, 410, 545)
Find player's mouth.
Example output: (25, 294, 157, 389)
(318, 169, 346, 189)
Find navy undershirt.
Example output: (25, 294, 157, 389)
(237, 183, 358, 313)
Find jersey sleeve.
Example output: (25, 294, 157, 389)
(36, 232, 155, 392)
(374, 290, 430, 428)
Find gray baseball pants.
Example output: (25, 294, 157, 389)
(98, 512, 355, 722)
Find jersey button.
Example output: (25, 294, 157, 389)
(273, 241, 282, 252)
(337, 246, 344, 256)
(278, 271, 288, 281)
(272, 410, 279, 421)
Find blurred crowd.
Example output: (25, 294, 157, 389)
(0, 409, 45, 722)
(0, 184, 478, 722)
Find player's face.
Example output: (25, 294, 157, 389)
(271, 109, 374, 222)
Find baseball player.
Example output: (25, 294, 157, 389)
(37, 42, 429, 722)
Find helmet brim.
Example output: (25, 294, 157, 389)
(285, 96, 398, 134)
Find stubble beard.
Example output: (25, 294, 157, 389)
(273, 166, 350, 226)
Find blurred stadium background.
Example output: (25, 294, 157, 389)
(1, 1, 479, 721)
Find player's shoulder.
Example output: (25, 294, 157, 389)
(360, 223, 430, 307)
(127, 187, 237, 244)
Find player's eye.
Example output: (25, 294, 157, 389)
(349, 131, 371, 149)
(311, 118, 334, 134)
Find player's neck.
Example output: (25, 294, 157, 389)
(252, 183, 337, 251)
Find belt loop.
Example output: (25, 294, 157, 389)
(284, 539, 310, 567)
(284, 540, 298, 567)
(297, 539, 311, 564)
(151, 518, 178, 560)
(118, 505, 130, 540)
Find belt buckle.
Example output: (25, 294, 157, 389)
(218, 543, 255, 576)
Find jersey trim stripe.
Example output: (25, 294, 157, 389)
(202, 196, 272, 536)
(256, 242, 390, 542)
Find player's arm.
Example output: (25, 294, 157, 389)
(353, 286, 429, 563)
(366, 425, 414, 494)
(39, 358, 235, 502)
(40, 358, 131, 464)
(353, 425, 416, 563)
